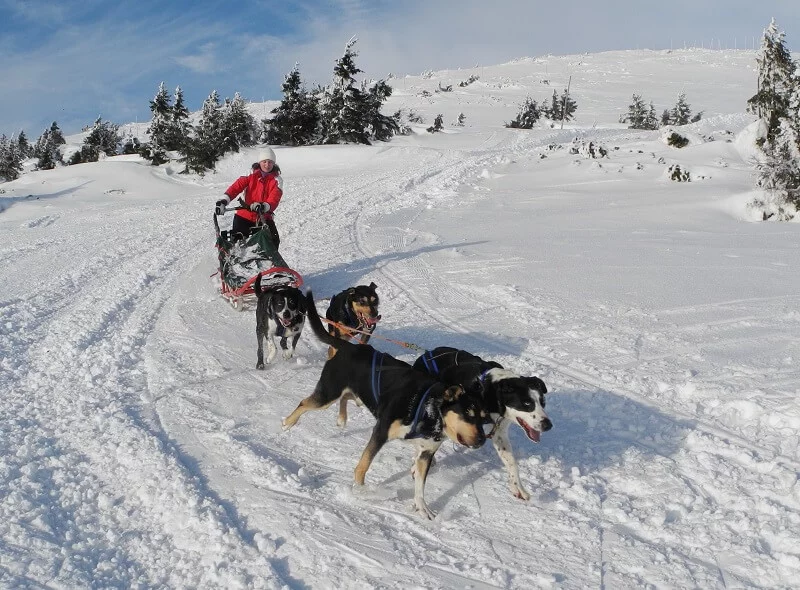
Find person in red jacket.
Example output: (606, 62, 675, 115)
(216, 147, 283, 248)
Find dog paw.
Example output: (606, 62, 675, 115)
(336, 416, 347, 428)
(281, 418, 292, 430)
(513, 487, 531, 501)
(414, 503, 436, 520)
(256, 361, 265, 370)
(283, 351, 294, 360)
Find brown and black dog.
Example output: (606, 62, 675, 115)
(324, 283, 380, 358)
(283, 291, 486, 519)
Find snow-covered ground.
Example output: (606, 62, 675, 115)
(2, 49, 800, 589)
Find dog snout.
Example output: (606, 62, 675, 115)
(541, 417, 553, 432)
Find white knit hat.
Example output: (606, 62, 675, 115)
(256, 147, 276, 163)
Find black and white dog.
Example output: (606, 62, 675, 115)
(254, 274, 307, 369)
(283, 292, 487, 519)
(413, 347, 551, 501)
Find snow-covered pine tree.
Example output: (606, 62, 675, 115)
(33, 122, 65, 170)
(180, 90, 223, 173)
(266, 65, 320, 146)
(320, 38, 370, 145)
(626, 94, 648, 129)
(0, 134, 23, 181)
(747, 18, 796, 144)
(644, 102, 659, 130)
(219, 92, 257, 154)
(167, 86, 191, 151)
(560, 88, 577, 122)
(669, 93, 693, 126)
(542, 90, 561, 120)
(364, 79, 398, 142)
(17, 130, 32, 158)
(426, 114, 444, 133)
(70, 118, 121, 164)
(143, 82, 172, 164)
(506, 97, 541, 129)
(748, 19, 800, 215)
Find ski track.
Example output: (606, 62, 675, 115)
(2, 200, 286, 588)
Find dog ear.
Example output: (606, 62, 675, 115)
(442, 385, 464, 403)
(525, 376, 548, 394)
(369, 282, 377, 291)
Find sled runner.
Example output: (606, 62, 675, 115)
(214, 207, 303, 310)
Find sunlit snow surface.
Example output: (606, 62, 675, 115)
(2, 49, 799, 589)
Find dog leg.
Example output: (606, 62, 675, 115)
(266, 332, 278, 364)
(256, 326, 265, 370)
(491, 419, 530, 501)
(282, 383, 341, 429)
(354, 424, 388, 486)
(337, 392, 354, 427)
(284, 332, 301, 360)
(411, 440, 441, 519)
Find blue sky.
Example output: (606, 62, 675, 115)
(1, 0, 797, 138)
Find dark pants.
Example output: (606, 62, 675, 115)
(232, 215, 280, 250)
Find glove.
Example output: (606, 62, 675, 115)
(250, 202, 271, 214)
(215, 198, 229, 215)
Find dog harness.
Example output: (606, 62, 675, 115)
(418, 350, 441, 376)
(370, 350, 385, 404)
(370, 350, 442, 440)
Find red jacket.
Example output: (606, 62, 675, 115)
(224, 170, 283, 223)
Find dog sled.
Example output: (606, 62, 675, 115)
(214, 207, 303, 310)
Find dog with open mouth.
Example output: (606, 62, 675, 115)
(414, 346, 551, 501)
(254, 274, 307, 369)
(324, 282, 380, 358)
(282, 292, 487, 519)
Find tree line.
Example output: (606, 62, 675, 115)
(0, 38, 401, 179)
(2, 27, 798, 219)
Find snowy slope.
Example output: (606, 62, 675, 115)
(2, 49, 800, 589)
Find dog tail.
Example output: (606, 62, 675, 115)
(304, 290, 341, 348)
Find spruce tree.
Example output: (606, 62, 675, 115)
(144, 82, 172, 164)
(82, 117, 121, 161)
(669, 93, 693, 126)
(644, 102, 659, 130)
(626, 94, 648, 129)
(266, 66, 320, 146)
(748, 19, 800, 213)
(17, 131, 32, 158)
(0, 135, 23, 181)
(168, 86, 191, 151)
(364, 79, 398, 141)
(506, 97, 541, 129)
(180, 90, 222, 173)
(560, 89, 577, 122)
(426, 114, 444, 133)
(747, 18, 796, 144)
(219, 92, 257, 154)
(320, 38, 370, 144)
(33, 122, 65, 170)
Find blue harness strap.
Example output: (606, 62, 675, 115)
(407, 384, 437, 439)
(370, 350, 384, 404)
(421, 350, 440, 376)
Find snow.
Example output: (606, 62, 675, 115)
(2, 48, 800, 589)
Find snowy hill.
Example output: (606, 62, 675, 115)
(2, 49, 800, 589)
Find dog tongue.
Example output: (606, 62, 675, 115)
(517, 418, 541, 442)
